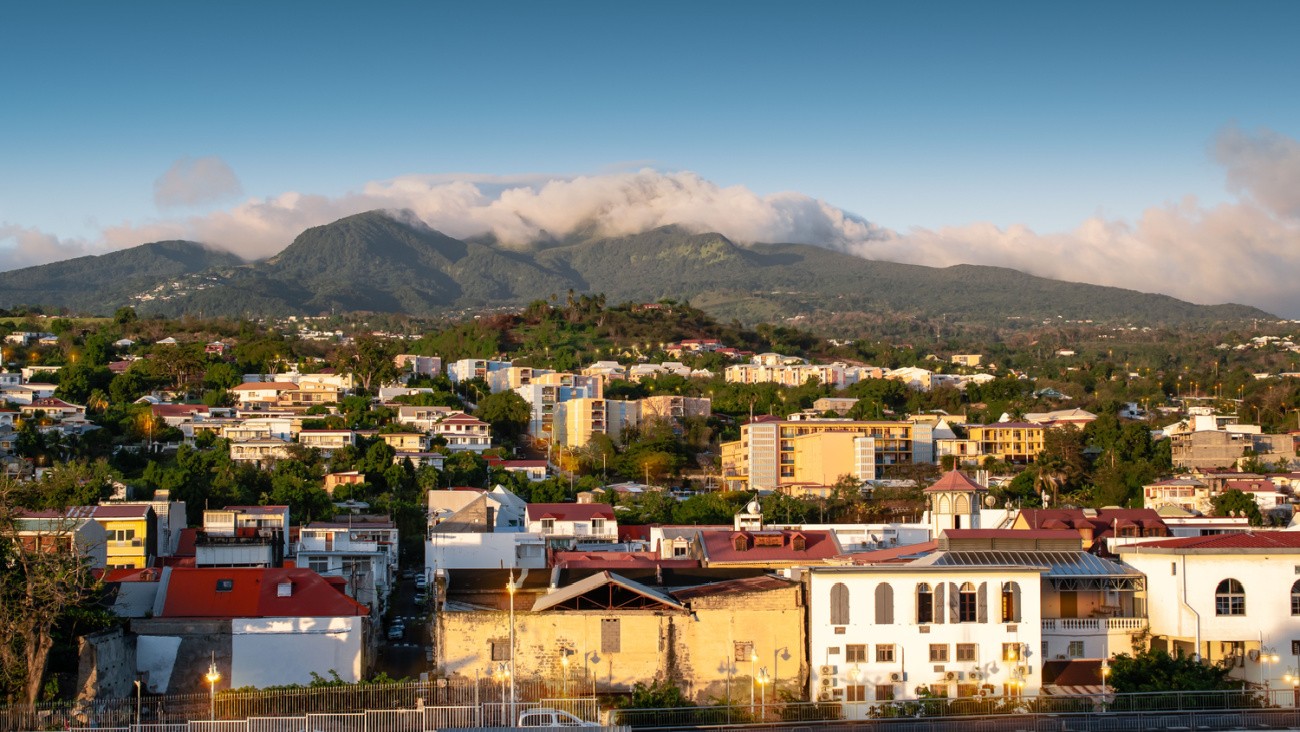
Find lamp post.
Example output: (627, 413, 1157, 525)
(750, 652, 757, 714)
(204, 653, 221, 721)
(507, 573, 517, 721)
(1100, 660, 1110, 712)
(757, 667, 770, 721)
(1262, 647, 1280, 702)
(133, 679, 142, 728)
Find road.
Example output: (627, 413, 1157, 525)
(375, 573, 433, 681)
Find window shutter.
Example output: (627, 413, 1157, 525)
(948, 582, 960, 623)
(1010, 582, 1022, 622)
(977, 582, 988, 623)
(933, 583, 945, 625)
(875, 583, 894, 625)
(830, 582, 850, 625)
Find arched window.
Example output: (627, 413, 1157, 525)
(1001, 581, 1022, 622)
(875, 582, 894, 624)
(958, 582, 977, 622)
(954, 494, 971, 514)
(917, 582, 934, 624)
(830, 582, 850, 625)
(1215, 579, 1245, 616)
(1291, 580, 1300, 616)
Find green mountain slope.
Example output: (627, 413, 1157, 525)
(0, 241, 245, 312)
(0, 211, 1273, 324)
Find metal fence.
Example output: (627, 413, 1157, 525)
(0, 678, 598, 732)
(610, 688, 1300, 729)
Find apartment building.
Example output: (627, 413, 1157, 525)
(721, 417, 935, 491)
(964, 422, 1046, 464)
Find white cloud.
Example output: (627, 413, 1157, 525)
(153, 156, 243, 208)
(6, 126, 1300, 316)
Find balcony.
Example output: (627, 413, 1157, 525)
(1042, 617, 1146, 633)
(108, 538, 144, 548)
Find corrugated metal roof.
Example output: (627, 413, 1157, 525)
(530, 571, 685, 612)
(928, 550, 1141, 577)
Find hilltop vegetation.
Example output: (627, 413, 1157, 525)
(0, 211, 1272, 325)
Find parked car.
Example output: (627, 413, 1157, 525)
(387, 623, 404, 641)
(414, 574, 428, 590)
(516, 708, 599, 728)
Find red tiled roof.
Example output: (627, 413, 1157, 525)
(700, 529, 840, 563)
(1224, 479, 1279, 493)
(839, 540, 940, 564)
(1018, 508, 1167, 532)
(924, 470, 987, 493)
(160, 567, 368, 618)
(1125, 531, 1300, 551)
(552, 552, 698, 570)
(527, 503, 616, 522)
(945, 529, 1075, 540)
(152, 403, 209, 418)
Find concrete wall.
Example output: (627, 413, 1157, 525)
(231, 617, 364, 687)
(76, 627, 137, 702)
(426, 532, 546, 571)
(131, 618, 231, 694)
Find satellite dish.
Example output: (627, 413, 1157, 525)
(747, 500, 761, 514)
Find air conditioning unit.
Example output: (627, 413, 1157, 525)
(944, 671, 961, 681)
(819, 664, 835, 676)
(968, 671, 983, 681)
(1054, 654, 1068, 660)
(889, 672, 905, 683)
(978, 688, 990, 697)
(818, 690, 832, 702)
(820, 677, 834, 688)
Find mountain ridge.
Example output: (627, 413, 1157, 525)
(0, 211, 1272, 324)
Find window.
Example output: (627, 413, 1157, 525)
(917, 583, 934, 624)
(956, 644, 976, 662)
(845, 684, 866, 702)
(672, 543, 688, 558)
(958, 582, 977, 623)
(957, 683, 980, 698)
(876, 644, 895, 663)
(1215, 578, 1245, 616)
(1002, 643, 1022, 662)
(734, 641, 753, 662)
(874, 684, 895, 701)
(1171, 562, 1177, 576)
(875, 582, 894, 624)
(1003, 682, 1022, 698)
(108, 529, 136, 542)
(216, 579, 233, 592)
(928, 684, 948, 697)
(308, 557, 328, 573)
(1292, 581, 1300, 616)
(830, 582, 850, 625)
(929, 644, 948, 662)
(591, 518, 606, 533)
(1001, 582, 1020, 622)
(601, 618, 620, 653)
(1068, 641, 1084, 658)
(541, 518, 555, 534)
(846, 644, 867, 663)
(491, 640, 510, 661)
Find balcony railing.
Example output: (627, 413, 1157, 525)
(1042, 617, 1146, 632)
(108, 538, 144, 548)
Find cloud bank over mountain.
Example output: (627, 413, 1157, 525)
(3, 126, 1300, 316)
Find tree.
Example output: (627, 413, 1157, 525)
(475, 391, 530, 441)
(112, 306, 137, 325)
(336, 336, 397, 394)
(1107, 649, 1242, 694)
(0, 482, 108, 704)
(1210, 488, 1264, 526)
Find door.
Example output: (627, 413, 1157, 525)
(1059, 591, 1078, 618)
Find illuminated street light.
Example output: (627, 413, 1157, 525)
(204, 653, 221, 721)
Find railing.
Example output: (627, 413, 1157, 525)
(612, 688, 1300, 730)
(0, 678, 599, 732)
(1042, 617, 1147, 632)
(108, 539, 145, 548)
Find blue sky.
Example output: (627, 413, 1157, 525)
(4, 1, 1300, 313)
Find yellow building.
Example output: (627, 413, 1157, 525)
(721, 417, 934, 491)
(90, 505, 157, 569)
(552, 398, 639, 448)
(965, 422, 1045, 464)
(436, 572, 805, 702)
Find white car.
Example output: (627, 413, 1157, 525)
(414, 575, 428, 590)
(386, 623, 404, 641)
(516, 708, 599, 728)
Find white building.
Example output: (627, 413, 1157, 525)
(1117, 531, 1300, 688)
(298, 516, 399, 614)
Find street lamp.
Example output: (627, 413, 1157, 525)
(750, 652, 757, 713)
(1100, 660, 1110, 711)
(133, 679, 142, 728)
(757, 667, 770, 720)
(507, 573, 517, 719)
(1262, 648, 1281, 701)
(204, 653, 221, 721)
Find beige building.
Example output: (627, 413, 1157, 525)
(640, 395, 711, 422)
(964, 422, 1045, 464)
(950, 354, 982, 367)
(1170, 430, 1294, 470)
(436, 571, 806, 702)
(721, 418, 934, 491)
